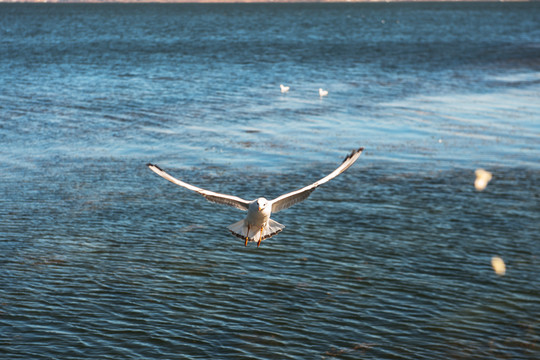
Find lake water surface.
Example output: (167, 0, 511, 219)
(1, 3, 539, 359)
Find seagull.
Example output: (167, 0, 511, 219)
(147, 147, 364, 247)
(319, 88, 329, 97)
(280, 84, 290, 93)
(474, 168, 492, 191)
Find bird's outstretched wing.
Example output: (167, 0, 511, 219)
(269, 147, 364, 213)
(147, 164, 251, 211)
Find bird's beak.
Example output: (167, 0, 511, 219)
(258, 205, 262, 211)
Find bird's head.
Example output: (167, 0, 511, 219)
(257, 197, 269, 211)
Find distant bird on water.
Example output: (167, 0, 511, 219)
(319, 88, 329, 97)
(147, 147, 364, 247)
(280, 84, 290, 93)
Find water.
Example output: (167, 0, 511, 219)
(1, 3, 539, 359)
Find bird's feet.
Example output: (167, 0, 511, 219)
(257, 226, 264, 247)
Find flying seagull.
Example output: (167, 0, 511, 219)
(280, 84, 290, 93)
(147, 147, 364, 247)
(319, 88, 329, 97)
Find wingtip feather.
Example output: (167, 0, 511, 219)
(343, 147, 364, 162)
(147, 163, 164, 172)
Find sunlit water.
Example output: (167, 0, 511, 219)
(1, 3, 539, 359)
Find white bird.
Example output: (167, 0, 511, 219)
(491, 256, 506, 276)
(280, 84, 290, 93)
(319, 88, 329, 97)
(475, 168, 492, 191)
(147, 147, 364, 247)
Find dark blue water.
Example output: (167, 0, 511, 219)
(1, 3, 539, 359)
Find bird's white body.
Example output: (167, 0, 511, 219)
(245, 199, 272, 231)
(319, 88, 329, 97)
(228, 198, 284, 244)
(280, 84, 290, 93)
(148, 147, 363, 247)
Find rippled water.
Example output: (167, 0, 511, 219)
(1, 3, 539, 359)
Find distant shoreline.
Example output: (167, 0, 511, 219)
(0, 0, 532, 3)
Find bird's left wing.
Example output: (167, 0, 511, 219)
(147, 164, 251, 211)
(269, 147, 364, 213)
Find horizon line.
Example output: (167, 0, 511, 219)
(0, 0, 533, 3)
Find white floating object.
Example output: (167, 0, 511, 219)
(491, 256, 506, 276)
(475, 169, 492, 191)
(319, 88, 329, 97)
(280, 84, 290, 93)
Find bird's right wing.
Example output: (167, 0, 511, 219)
(147, 164, 251, 211)
(269, 147, 364, 213)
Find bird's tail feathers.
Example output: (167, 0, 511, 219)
(264, 219, 285, 241)
(228, 219, 285, 243)
(228, 219, 247, 239)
